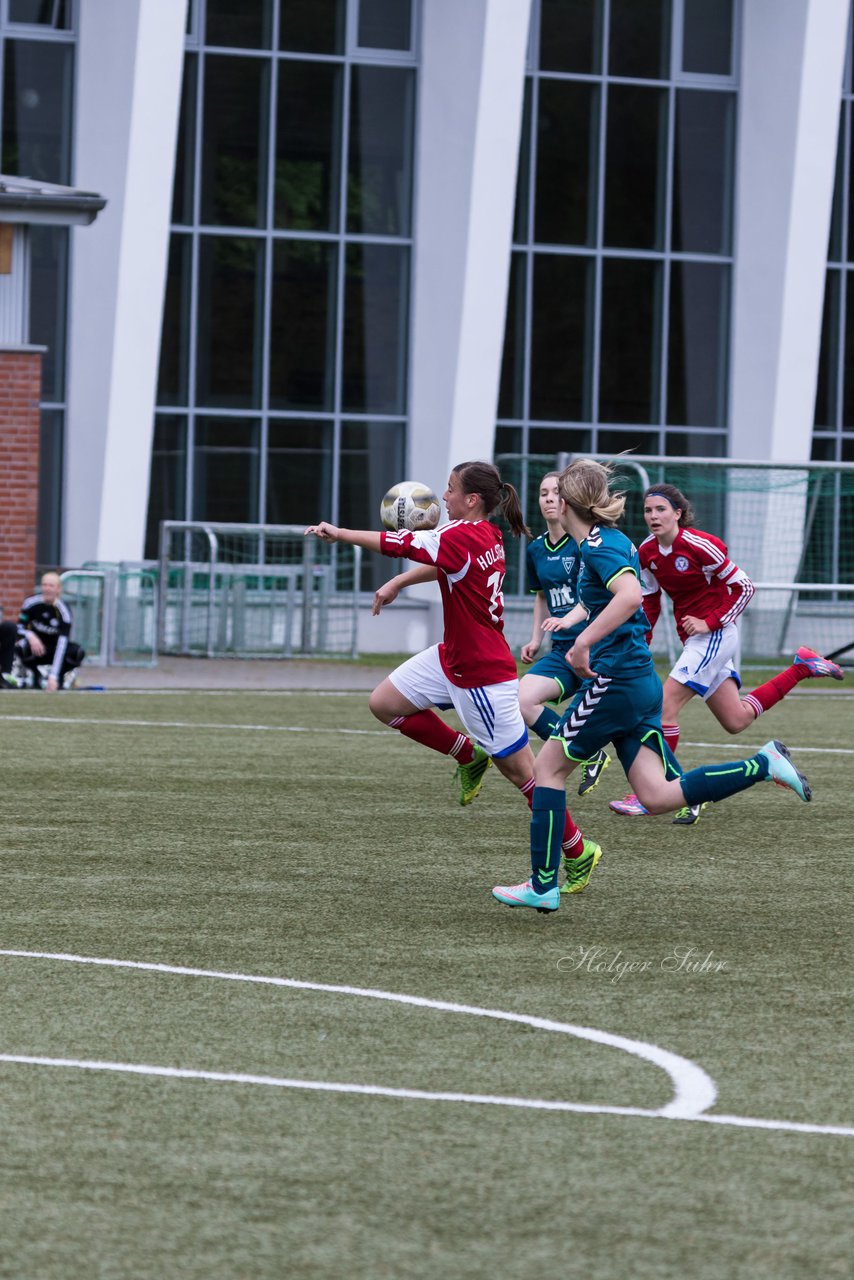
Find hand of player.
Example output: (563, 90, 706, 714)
(46, 675, 59, 692)
(520, 639, 540, 664)
(682, 615, 711, 636)
(304, 522, 340, 542)
(542, 616, 571, 633)
(27, 630, 45, 657)
(372, 582, 400, 616)
(567, 639, 596, 679)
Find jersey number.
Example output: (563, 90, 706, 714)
(487, 570, 504, 623)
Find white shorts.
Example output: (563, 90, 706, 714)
(669, 624, 742, 700)
(388, 645, 528, 758)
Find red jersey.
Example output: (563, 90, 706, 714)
(639, 527, 754, 644)
(380, 520, 518, 687)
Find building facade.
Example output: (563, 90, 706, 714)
(2, 0, 852, 587)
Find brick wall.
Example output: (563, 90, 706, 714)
(0, 349, 42, 619)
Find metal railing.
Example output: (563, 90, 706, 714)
(156, 522, 362, 659)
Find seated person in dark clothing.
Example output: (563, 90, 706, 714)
(0, 572, 85, 690)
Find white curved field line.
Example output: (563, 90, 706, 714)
(1, 951, 851, 1136)
(0, 713, 852, 755)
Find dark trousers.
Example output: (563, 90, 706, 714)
(16, 637, 85, 686)
(0, 620, 17, 674)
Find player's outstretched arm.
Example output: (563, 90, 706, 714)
(304, 522, 383, 553)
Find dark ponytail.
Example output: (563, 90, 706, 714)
(452, 461, 531, 538)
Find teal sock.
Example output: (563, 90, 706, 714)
(680, 752, 770, 806)
(530, 786, 565, 893)
(532, 708, 560, 741)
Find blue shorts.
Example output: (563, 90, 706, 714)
(554, 668, 681, 778)
(526, 648, 582, 703)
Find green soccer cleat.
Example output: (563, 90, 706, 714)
(492, 878, 560, 913)
(453, 744, 492, 806)
(577, 749, 611, 797)
(758, 740, 812, 802)
(671, 803, 707, 826)
(560, 838, 602, 894)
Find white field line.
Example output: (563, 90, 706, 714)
(0, 711, 851, 755)
(0, 949, 714, 1118)
(0, 1054, 850, 1136)
(1, 950, 851, 1136)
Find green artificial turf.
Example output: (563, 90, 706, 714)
(0, 686, 851, 1279)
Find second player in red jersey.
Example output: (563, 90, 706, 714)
(609, 482, 843, 825)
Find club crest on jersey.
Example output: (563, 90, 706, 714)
(562, 556, 576, 575)
(675, 556, 690, 572)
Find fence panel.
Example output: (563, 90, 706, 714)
(157, 522, 361, 659)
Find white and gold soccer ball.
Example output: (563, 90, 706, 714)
(380, 481, 441, 532)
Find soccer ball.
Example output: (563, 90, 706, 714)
(380, 481, 441, 532)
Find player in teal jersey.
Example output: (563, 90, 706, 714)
(520, 471, 610, 798)
(493, 458, 813, 915)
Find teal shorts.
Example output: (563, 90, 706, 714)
(526, 647, 582, 703)
(554, 667, 682, 778)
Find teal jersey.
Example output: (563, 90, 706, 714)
(577, 525, 653, 675)
(525, 531, 585, 649)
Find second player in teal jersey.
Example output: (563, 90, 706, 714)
(519, 471, 611, 799)
(493, 458, 814, 915)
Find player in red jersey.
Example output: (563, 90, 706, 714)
(610, 482, 843, 824)
(306, 460, 600, 881)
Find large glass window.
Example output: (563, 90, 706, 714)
(535, 80, 599, 246)
(600, 258, 662, 423)
(672, 90, 734, 255)
(172, 54, 198, 226)
(269, 239, 337, 409)
(158, 235, 193, 407)
(342, 242, 409, 414)
(609, 0, 671, 80)
(29, 225, 67, 403)
(682, 0, 734, 76)
(347, 66, 414, 236)
(266, 420, 333, 525)
(200, 55, 269, 228)
(37, 408, 63, 566)
(275, 60, 342, 231)
(192, 418, 260, 523)
(357, 0, 412, 52)
(539, 0, 602, 75)
(604, 85, 667, 250)
(9, 1, 71, 30)
(145, 417, 188, 559)
(196, 236, 264, 408)
(530, 254, 594, 422)
(1, 39, 73, 182)
(205, 0, 273, 49)
(278, 0, 344, 54)
(667, 261, 729, 427)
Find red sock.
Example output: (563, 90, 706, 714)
(561, 810, 583, 858)
(518, 778, 536, 807)
(662, 723, 680, 754)
(517, 777, 583, 857)
(389, 710, 473, 760)
(742, 662, 808, 718)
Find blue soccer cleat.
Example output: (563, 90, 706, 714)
(492, 879, 560, 913)
(758, 740, 812, 802)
